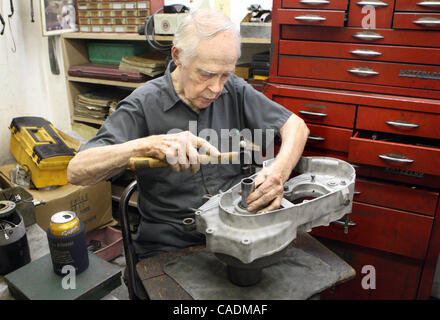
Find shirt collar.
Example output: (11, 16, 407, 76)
(162, 60, 229, 112)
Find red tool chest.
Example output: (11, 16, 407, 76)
(265, 0, 440, 299)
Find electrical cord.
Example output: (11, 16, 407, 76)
(144, 8, 171, 52)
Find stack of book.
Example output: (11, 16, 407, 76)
(251, 51, 270, 80)
(119, 53, 167, 77)
(74, 90, 127, 121)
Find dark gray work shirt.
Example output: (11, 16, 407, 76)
(81, 62, 292, 258)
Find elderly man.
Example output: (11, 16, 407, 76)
(68, 9, 309, 261)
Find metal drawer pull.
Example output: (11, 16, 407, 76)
(307, 135, 325, 141)
(385, 120, 419, 129)
(348, 67, 379, 77)
(417, 1, 440, 7)
(332, 219, 357, 228)
(413, 17, 440, 26)
(299, 0, 331, 4)
(299, 110, 328, 117)
(379, 154, 414, 163)
(352, 31, 384, 41)
(357, 0, 388, 6)
(294, 15, 327, 22)
(354, 190, 362, 195)
(350, 49, 382, 57)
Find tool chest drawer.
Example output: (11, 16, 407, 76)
(393, 12, 440, 30)
(347, 0, 395, 28)
(348, 131, 440, 176)
(280, 26, 440, 47)
(282, 0, 349, 9)
(317, 239, 424, 300)
(277, 8, 346, 26)
(356, 106, 440, 139)
(396, 0, 440, 11)
(354, 178, 439, 216)
(278, 56, 440, 91)
(306, 124, 352, 152)
(273, 96, 356, 128)
(312, 202, 433, 260)
(279, 39, 440, 65)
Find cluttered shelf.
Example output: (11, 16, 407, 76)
(62, 28, 271, 127)
(62, 32, 271, 44)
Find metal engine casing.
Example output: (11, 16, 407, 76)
(195, 156, 356, 265)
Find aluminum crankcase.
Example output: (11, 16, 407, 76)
(195, 156, 356, 264)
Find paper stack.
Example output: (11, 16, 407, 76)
(74, 90, 127, 121)
(119, 53, 167, 77)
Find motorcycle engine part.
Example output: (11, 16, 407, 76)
(196, 156, 355, 286)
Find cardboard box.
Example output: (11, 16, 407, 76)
(0, 163, 113, 233)
(235, 63, 251, 80)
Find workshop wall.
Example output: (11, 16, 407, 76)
(0, 1, 70, 166)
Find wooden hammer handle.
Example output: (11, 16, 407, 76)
(128, 152, 239, 171)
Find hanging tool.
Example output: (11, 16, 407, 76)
(30, 0, 34, 23)
(127, 152, 239, 171)
(8, 0, 13, 17)
(48, 36, 60, 75)
(0, 11, 5, 35)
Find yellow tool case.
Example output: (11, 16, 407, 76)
(9, 117, 76, 189)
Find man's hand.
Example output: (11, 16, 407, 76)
(245, 165, 285, 214)
(140, 131, 220, 173)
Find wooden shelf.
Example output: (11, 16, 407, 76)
(68, 76, 145, 88)
(72, 115, 105, 125)
(241, 37, 271, 44)
(62, 31, 270, 128)
(62, 32, 270, 44)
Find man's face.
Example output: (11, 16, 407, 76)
(177, 32, 239, 109)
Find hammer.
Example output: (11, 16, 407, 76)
(128, 152, 239, 171)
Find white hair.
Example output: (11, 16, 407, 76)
(172, 8, 241, 66)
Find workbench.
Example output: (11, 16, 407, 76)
(136, 231, 355, 300)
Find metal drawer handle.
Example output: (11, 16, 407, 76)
(350, 49, 382, 57)
(348, 67, 379, 77)
(332, 216, 357, 234)
(299, 110, 328, 117)
(294, 15, 327, 22)
(354, 190, 362, 195)
(357, 0, 388, 6)
(352, 31, 384, 41)
(332, 219, 357, 227)
(307, 135, 325, 141)
(299, 0, 331, 4)
(385, 120, 419, 129)
(379, 154, 414, 163)
(417, 1, 440, 7)
(413, 17, 440, 26)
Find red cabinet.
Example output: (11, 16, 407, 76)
(266, 0, 440, 299)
